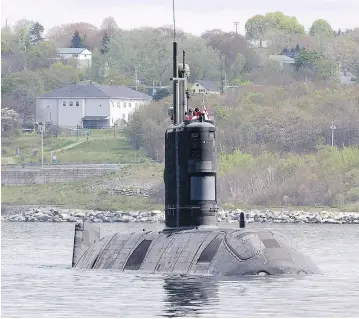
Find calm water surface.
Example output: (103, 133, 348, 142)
(2, 222, 359, 317)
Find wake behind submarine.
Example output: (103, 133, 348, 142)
(71, 41, 320, 276)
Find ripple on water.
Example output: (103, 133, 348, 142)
(1, 222, 359, 317)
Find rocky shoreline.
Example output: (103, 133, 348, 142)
(1, 206, 359, 224)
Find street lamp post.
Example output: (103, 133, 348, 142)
(330, 121, 336, 146)
(47, 106, 52, 124)
(38, 122, 45, 167)
(113, 123, 118, 139)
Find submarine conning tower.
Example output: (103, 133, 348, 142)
(164, 41, 218, 229)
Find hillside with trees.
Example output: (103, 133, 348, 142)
(2, 13, 359, 210)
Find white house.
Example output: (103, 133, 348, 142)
(56, 48, 92, 68)
(190, 80, 221, 95)
(269, 55, 295, 68)
(36, 83, 152, 128)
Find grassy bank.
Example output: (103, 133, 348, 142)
(1, 162, 164, 211)
(1, 129, 146, 164)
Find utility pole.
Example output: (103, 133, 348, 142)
(234, 21, 240, 35)
(219, 54, 224, 94)
(330, 121, 336, 146)
(39, 122, 45, 167)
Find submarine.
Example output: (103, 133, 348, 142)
(71, 39, 321, 276)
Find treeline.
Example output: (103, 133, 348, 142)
(2, 13, 359, 123)
(125, 83, 359, 208)
(126, 84, 359, 158)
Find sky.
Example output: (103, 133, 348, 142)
(2, 0, 359, 35)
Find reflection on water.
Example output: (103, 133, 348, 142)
(2, 222, 359, 317)
(163, 276, 218, 317)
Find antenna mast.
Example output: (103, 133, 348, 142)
(172, 0, 179, 124)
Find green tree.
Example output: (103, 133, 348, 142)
(245, 15, 268, 47)
(13, 19, 33, 51)
(71, 31, 83, 48)
(40, 62, 82, 92)
(100, 17, 119, 37)
(309, 19, 334, 38)
(1, 70, 45, 122)
(294, 49, 337, 81)
(29, 22, 44, 44)
(100, 32, 111, 54)
(26, 42, 57, 70)
(295, 49, 324, 70)
(1, 108, 21, 138)
(264, 12, 305, 35)
(230, 53, 246, 78)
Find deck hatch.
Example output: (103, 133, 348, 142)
(124, 240, 152, 270)
(197, 237, 222, 263)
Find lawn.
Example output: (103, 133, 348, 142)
(1, 129, 146, 164)
(1, 162, 164, 211)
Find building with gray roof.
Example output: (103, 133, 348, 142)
(36, 83, 152, 128)
(190, 80, 221, 95)
(56, 48, 92, 68)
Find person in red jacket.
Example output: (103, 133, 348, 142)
(194, 107, 201, 117)
(185, 109, 193, 120)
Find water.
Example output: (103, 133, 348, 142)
(2, 222, 359, 317)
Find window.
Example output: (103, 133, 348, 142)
(197, 237, 222, 263)
(76, 101, 79, 106)
(123, 103, 126, 108)
(69, 101, 73, 106)
(117, 101, 121, 107)
(63, 101, 66, 106)
(129, 103, 131, 108)
(190, 176, 215, 201)
(196, 83, 199, 86)
(124, 240, 152, 270)
(193, 89, 195, 93)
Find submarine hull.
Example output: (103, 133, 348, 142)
(72, 223, 320, 276)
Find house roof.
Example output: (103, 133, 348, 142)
(196, 80, 221, 91)
(56, 48, 90, 54)
(269, 55, 295, 63)
(38, 84, 152, 100)
(82, 116, 109, 121)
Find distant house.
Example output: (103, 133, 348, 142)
(56, 48, 92, 68)
(36, 83, 152, 128)
(269, 55, 295, 67)
(190, 80, 221, 94)
(145, 85, 170, 97)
